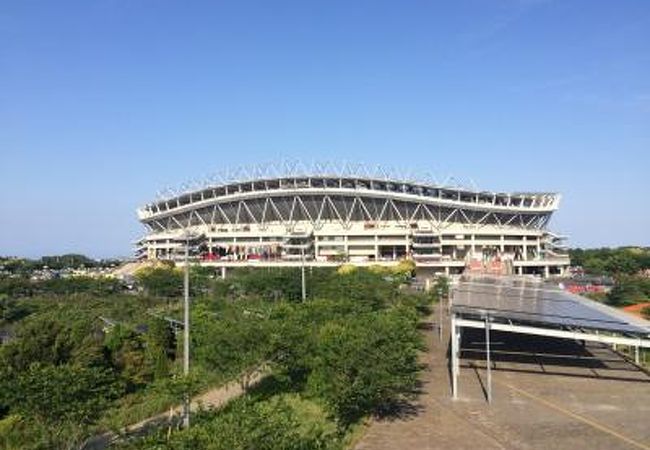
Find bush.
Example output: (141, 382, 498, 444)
(0, 364, 123, 449)
(606, 276, 650, 306)
(229, 267, 304, 301)
(308, 307, 422, 425)
(135, 266, 183, 297)
(193, 310, 272, 388)
(120, 396, 333, 450)
(641, 306, 650, 320)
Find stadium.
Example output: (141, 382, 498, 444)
(135, 162, 570, 277)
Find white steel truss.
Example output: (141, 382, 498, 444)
(143, 193, 551, 234)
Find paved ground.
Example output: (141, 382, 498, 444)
(355, 316, 650, 450)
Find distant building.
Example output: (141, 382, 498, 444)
(135, 163, 569, 277)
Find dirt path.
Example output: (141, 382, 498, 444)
(83, 369, 267, 449)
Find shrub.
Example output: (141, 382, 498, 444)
(308, 307, 422, 425)
(135, 266, 183, 297)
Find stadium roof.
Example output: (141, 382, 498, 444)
(151, 160, 557, 202)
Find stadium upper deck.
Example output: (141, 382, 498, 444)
(136, 162, 569, 277)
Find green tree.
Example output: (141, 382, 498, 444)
(570, 247, 650, 275)
(105, 325, 151, 389)
(606, 281, 643, 306)
(40, 254, 97, 270)
(0, 316, 77, 372)
(308, 307, 422, 425)
(120, 396, 330, 450)
(433, 276, 449, 299)
(135, 266, 183, 297)
(144, 317, 175, 379)
(606, 276, 650, 306)
(193, 312, 271, 389)
(0, 363, 123, 449)
(0, 295, 33, 324)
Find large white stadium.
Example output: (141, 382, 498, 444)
(135, 163, 570, 277)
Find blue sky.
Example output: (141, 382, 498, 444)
(1, 0, 649, 258)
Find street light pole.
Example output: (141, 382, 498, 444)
(182, 234, 190, 428)
(485, 315, 492, 404)
(438, 287, 443, 341)
(301, 247, 306, 302)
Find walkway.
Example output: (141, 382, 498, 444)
(355, 317, 650, 450)
(84, 369, 266, 449)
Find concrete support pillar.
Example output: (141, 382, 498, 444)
(517, 266, 523, 275)
(544, 266, 550, 278)
(221, 266, 226, 279)
(445, 266, 450, 276)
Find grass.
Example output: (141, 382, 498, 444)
(264, 393, 338, 439)
(96, 365, 224, 433)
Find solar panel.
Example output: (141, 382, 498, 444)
(452, 276, 650, 336)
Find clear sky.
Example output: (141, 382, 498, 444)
(1, 0, 649, 258)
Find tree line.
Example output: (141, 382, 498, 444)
(569, 247, 650, 310)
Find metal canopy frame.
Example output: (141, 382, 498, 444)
(449, 277, 650, 402)
(140, 161, 561, 222)
(140, 192, 554, 235)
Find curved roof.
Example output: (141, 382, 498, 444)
(138, 164, 561, 222)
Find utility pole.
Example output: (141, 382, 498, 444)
(438, 287, 443, 341)
(485, 315, 492, 404)
(182, 234, 190, 428)
(301, 246, 306, 301)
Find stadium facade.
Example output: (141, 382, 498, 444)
(136, 163, 570, 277)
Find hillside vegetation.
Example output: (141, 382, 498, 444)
(0, 261, 437, 449)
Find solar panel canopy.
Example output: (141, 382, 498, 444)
(452, 276, 650, 336)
